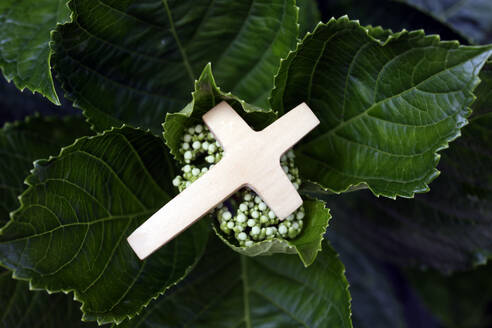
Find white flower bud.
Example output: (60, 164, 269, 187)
(222, 211, 232, 221)
(268, 211, 276, 219)
(195, 124, 203, 133)
(227, 221, 234, 229)
(258, 202, 267, 211)
(251, 211, 259, 219)
(183, 165, 191, 173)
(245, 240, 253, 247)
(192, 168, 200, 176)
(237, 213, 247, 223)
(183, 134, 192, 142)
(239, 203, 248, 212)
(238, 232, 247, 240)
(296, 211, 305, 220)
(251, 226, 260, 235)
(202, 141, 209, 150)
(192, 141, 201, 149)
(247, 219, 256, 227)
(182, 142, 190, 150)
(183, 151, 192, 161)
(172, 176, 181, 186)
(278, 224, 287, 234)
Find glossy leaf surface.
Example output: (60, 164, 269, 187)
(0, 116, 92, 226)
(0, 0, 70, 104)
(326, 63, 492, 272)
(0, 127, 210, 324)
(271, 17, 492, 198)
(52, 0, 298, 132)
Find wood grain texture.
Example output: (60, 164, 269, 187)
(128, 101, 319, 259)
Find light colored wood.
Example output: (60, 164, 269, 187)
(127, 101, 319, 260)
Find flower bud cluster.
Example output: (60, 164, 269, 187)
(172, 123, 305, 247)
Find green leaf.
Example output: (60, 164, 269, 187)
(163, 63, 276, 162)
(215, 199, 331, 267)
(395, 0, 492, 44)
(0, 0, 70, 104)
(324, 63, 492, 272)
(0, 126, 210, 324)
(296, 0, 321, 38)
(0, 115, 92, 226)
(115, 238, 353, 328)
(52, 0, 299, 133)
(270, 17, 492, 198)
(0, 267, 98, 328)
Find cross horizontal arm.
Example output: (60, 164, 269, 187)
(260, 103, 320, 157)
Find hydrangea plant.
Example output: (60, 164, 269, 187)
(0, 0, 491, 327)
(172, 122, 305, 246)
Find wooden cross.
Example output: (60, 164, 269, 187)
(127, 101, 319, 260)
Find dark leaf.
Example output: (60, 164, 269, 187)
(0, 127, 210, 324)
(271, 17, 492, 198)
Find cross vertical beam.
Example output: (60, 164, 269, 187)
(127, 101, 319, 260)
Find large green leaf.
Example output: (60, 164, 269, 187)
(0, 0, 70, 104)
(0, 126, 210, 324)
(324, 63, 492, 272)
(271, 17, 492, 198)
(116, 238, 352, 328)
(52, 0, 299, 133)
(0, 267, 98, 328)
(215, 199, 331, 267)
(395, 0, 492, 44)
(0, 115, 92, 226)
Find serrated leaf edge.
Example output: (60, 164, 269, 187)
(0, 124, 208, 325)
(270, 15, 492, 199)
